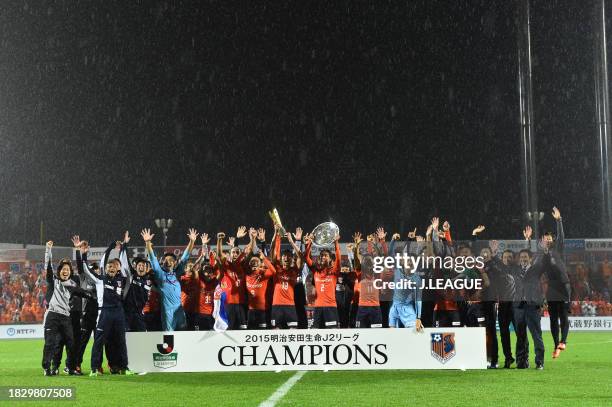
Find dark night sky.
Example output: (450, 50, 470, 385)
(0, 0, 605, 246)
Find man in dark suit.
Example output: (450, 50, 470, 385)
(512, 235, 546, 370)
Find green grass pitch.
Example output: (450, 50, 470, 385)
(0, 332, 610, 406)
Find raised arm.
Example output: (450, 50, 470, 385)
(272, 231, 282, 263)
(351, 233, 363, 271)
(333, 235, 341, 274)
(120, 231, 132, 277)
(523, 225, 532, 241)
(242, 227, 258, 257)
(389, 233, 399, 257)
(216, 232, 225, 265)
(196, 233, 210, 266)
(256, 228, 269, 256)
(285, 232, 304, 269)
(99, 240, 116, 277)
(72, 236, 85, 276)
(261, 252, 277, 277)
(431, 217, 445, 256)
(142, 228, 164, 282)
(175, 228, 198, 277)
(552, 206, 564, 254)
(71, 235, 99, 282)
(45, 241, 54, 283)
(376, 227, 388, 256)
(472, 225, 486, 241)
(303, 233, 314, 268)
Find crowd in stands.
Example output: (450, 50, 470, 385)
(1, 254, 611, 325)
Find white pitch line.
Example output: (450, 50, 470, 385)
(259, 371, 307, 407)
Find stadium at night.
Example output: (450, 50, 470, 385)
(0, 1, 611, 406)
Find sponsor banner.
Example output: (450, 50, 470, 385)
(0, 324, 44, 339)
(585, 239, 612, 251)
(563, 239, 586, 251)
(126, 328, 486, 372)
(541, 316, 612, 331)
(76, 246, 199, 261)
(0, 249, 27, 262)
(495, 240, 533, 253)
(76, 247, 111, 262)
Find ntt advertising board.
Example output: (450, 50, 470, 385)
(126, 328, 487, 372)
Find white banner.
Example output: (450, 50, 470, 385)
(0, 324, 44, 339)
(585, 239, 612, 251)
(541, 316, 612, 331)
(126, 328, 487, 372)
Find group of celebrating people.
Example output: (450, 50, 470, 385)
(40, 207, 571, 376)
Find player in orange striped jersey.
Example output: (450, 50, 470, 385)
(245, 231, 276, 329)
(304, 232, 341, 328)
(269, 229, 303, 329)
(354, 263, 383, 328)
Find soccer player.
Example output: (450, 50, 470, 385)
(387, 234, 424, 331)
(543, 207, 571, 359)
(354, 262, 383, 328)
(195, 261, 220, 331)
(304, 231, 341, 328)
(373, 227, 393, 328)
(270, 231, 302, 329)
(141, 227, 198, 331)
(246, 244, 276, 329)
(142, 273, 162, 331)
(336, 257, 356, 328)
(123, 255, 152, 332)
(181, 234, 219, 330)
(76, 234, 134, 376)
(181, 260, 199, 330)
(41, 241, 92, 376)
(430, 217, 461, 327)
(216, 228, 250, 330)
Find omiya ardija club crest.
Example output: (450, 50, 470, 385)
(430, 333, 456, 364)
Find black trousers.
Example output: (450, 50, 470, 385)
(435, 310, 461, 327)
(91, 307, 128, 371)
(125, 310, 146, 332)
(294, 281, 308, 329)
(335, 289, 353, 328)
(548, 301, 570, 348)
(144, 312, 162, 332)
(482, 301, 498, 364)
(195, 314, 215, 331)
(420, 300, 435, 328)
(514, 303, 544, 366)
(42, 311, 75, 370)
(379, 300, 391, 328)
(52, 310, 81, 370)
(312, 307, 339, 328)
(498, 301, 514, 361)
(226, 304, 247, 330)
(77, 311, 97, 368)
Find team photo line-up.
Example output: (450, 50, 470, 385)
(41, 206, 570, 376)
